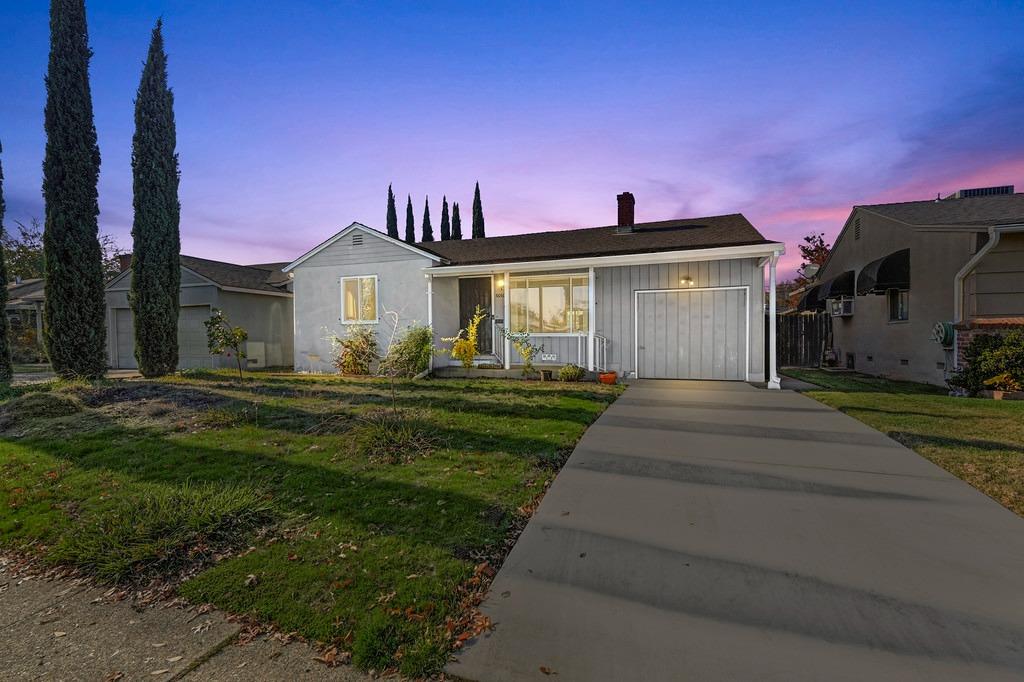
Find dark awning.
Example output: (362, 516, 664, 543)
(796, 283, 825, 311)
(856, 248, 910, 295)
(817, 270, 855, 299)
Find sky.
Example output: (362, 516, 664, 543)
(1, 1, 1022, 278)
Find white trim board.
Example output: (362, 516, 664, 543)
(633, 285, 750, 381)
(284, 222, 443, 272)
(424, 242, 785, 277)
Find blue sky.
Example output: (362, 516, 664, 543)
(1, 0, 1022, 275)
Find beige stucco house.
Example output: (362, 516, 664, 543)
(805, 187, 1024, 385)
(285, 193, 787, 385)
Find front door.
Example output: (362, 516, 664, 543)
(459, 277, 492, 354)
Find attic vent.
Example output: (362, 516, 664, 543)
(352, 234, 364, 247)
(854, 217, 861, 240)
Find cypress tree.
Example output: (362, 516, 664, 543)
(42, 0, 107, 378)
(404, 195, 415, 243)
(439, 196, 450, 240)
(129, 19, 180, 377)
(385, 184, 398, 239)
(0, 142, 12, 384)
(451, 202, 463, 240)
(421, 196, 434, 242)
(471, 181, 485, 238)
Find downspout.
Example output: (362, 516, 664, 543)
(951, 224, 1024, 368)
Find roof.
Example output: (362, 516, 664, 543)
(6, 278, 45, 306)
(179, 256, 290, 293)
(414, 214, 772, 266)
(856, 193, 1024, 228)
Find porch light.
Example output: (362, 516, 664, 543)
(496, 277, 505, 291)
(680, 276, 694, 286)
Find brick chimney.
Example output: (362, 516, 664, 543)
(117, 253, 133, 272)
(616, 192, 635, 231)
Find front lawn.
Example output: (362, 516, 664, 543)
(784, 369, 1024, 516)
(0, 371, 621, 676)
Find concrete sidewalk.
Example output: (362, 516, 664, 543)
(0, 561, 367, 681)
(450, 380, 1024, 681)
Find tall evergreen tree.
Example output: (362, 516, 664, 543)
(439, 196, 450, 240)
(404, 195, 415, 243)
(421, 196, 434, 242)
(471, 182, 485, 238)
(0, 142, 13, 385)
(385, 184, 398, 239)
(42, 0, 107, 378)
(451, 202, 463, 240)
(129, 19, 180, 377)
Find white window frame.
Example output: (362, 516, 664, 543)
(508, 273, 590, 336)
(340, 275, 379, 324)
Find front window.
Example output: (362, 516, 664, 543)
(342, 276, 378, 323)
(887, 289, 908, 322)
(509, 274, 589, 333)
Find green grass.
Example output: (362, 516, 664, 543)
(783, 369, 1024, 516)
(0, 371, 620, 677)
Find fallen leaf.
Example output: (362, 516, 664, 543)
(540, 665, 557, 675)
(166, 656, 183, 663)
(53, 631, 67, 637)
(244, 574, 258, 587)
(103, 673, 124, 682)
(150, 670, 170, 676)
(151, 642, 167, 648)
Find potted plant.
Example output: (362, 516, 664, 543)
(598, 370, 617, 385)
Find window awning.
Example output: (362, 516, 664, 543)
(856, 249, 910, 295)
(796, 284, 825, 311)
(817, 270, 855, 299)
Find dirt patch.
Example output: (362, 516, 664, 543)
(67, 382, 237, 431)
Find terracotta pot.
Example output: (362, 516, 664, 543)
(598, 371, 617, 385)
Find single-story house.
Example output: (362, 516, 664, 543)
(284, 193, 787, 385)
(105, 255, 294, 370)
(6, 277, 45, 338)
(803, 186, 1024, 385)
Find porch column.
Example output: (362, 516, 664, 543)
(35, 302, 44, 347)
(503, 270, 511, 370)
(768, 255, 781, 389)
(587, 266, 595, 371)
(426, 273, 434, 371)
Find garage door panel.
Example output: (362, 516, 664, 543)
(177, 306, 213, 368)
(114, 309, 137, 369)
(637, 288, 747, 381)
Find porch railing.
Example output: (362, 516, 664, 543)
(493, 322, 505, 367)
(593, 334, 608, 372)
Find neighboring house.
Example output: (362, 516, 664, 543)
(285, 193, 787, 384)
(105, 255, 294, 370)
(802, 186, 1024, 385)
(6, 277, 45, 337)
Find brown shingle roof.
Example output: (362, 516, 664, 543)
(414, 214, 771, 266)
(179, 256, 289, 293)
(6, 278, 45, 306)
(857, 193, 1024, 228)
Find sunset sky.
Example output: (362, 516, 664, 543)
(1, 1, 1022, 277)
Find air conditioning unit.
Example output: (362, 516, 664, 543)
(246, 341, 266, 368)
(829, 296, 854, 317)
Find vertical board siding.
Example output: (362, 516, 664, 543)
(596, 257, 764, 379)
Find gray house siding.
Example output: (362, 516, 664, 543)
(964, 232, 1024, 319)
(291, 229, 432, 373)
(217, 290, 293, 367)
(594, 257, 764, 380)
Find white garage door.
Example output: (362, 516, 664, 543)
(177, 305, 214, 368)
(635, 287, 748, 380)
(111, 305, 213, 369)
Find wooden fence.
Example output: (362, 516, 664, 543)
(766, 312, 831, 368)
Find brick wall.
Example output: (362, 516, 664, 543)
(955, 319, 1024, 367)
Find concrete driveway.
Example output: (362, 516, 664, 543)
(450, 380, 1024, 681)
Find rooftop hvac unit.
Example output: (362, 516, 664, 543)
(246, 341, 266, 368)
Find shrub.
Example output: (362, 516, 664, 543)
(502, 328, 543, 376)
(379, 324, 433, 377)
(352, 409, 441, 464)
(50, 481, 273, 583)
(558, 363, 586, 382)
(10, 326, 46, 363)
(333, 325, 378, 375)
(443, 305, 486, 369)
(205, 309, 248, 380)
(949, 330, 1024, 396)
